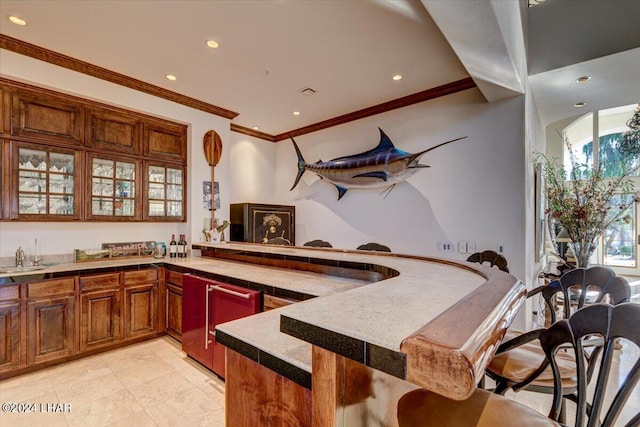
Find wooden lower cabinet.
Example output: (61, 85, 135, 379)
(124, 283, 158, 339)
(226, 349, 311, 426)
(0, 301, 20, 373)
(27, 295, 76, 365)
(165, 269, 183, 341)
(166, 283, 182, 341)
(124, 269, 159, 340)
(80, 289, 122, 351)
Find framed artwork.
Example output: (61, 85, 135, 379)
(534, 162, 546, 261)
(230, 203, 295, 245)
(203, 181, 220, 210)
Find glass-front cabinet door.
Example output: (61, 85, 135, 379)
(146, 163, 185, 221)
(12, 142, 81, 220)
(88, 154, 140, 220)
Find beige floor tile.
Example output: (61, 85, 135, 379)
(104, 409, 158, 427)
(126, 369, 196, 402)
(112, 357, 177, 388)
(45, 354, 112, 387)
(0, 391, 69, 427)
(138, 386, 221, 427)
(190, 407, 225, 427)
(0, 369, 56, 402)
(52, 371, 127, 403)
(100, 344, 158, 372)
(63, 389, 146, 426)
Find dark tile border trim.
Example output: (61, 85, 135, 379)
(280, 315, 407, 380)
(194, 245, 399, 283)
(216, 329, 312, 389)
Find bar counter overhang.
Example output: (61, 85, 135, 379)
(196, 242, 526, 401)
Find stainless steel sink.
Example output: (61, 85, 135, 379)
(0, 266, 47, 274)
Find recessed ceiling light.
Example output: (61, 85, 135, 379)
(252, 126, 260, 130)
(392, 74, 403, 81)
(165, 74, 177, 81)
(206, 40, 219, 49)
(574, 102, 587, 108)
(293, 111, 301, 116)
(576, 76, 591, 83)
(8, 15, 27, 26)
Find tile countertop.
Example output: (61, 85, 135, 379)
(0, 253, 368, 297)
(205, 243, 525, 400)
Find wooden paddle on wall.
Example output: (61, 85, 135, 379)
(203, 130, 222, 218)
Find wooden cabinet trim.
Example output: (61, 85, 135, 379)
(263, 294, 297, 311)
(27, 277, 76, 298)
(124, 269, 158, 285)
(0, 302, 20, 373)
(11, 90, 84, 145)
(0, 284, 19, 301)
(86, 108, 141, 155)
(79, 272, 121, 291)
(166, 270, 183, 286)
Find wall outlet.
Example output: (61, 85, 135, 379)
(437, 241, 454, 252)
(497, 244, 504, 254)
(458, 241, 467, 254)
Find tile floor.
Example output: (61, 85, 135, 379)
(1, 335, 638, 426)
(0, 337, 225, 426)
(503, 339, 640, 426)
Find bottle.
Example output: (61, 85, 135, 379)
(178, 234, 186, 258)
(169, 234, 177, 258)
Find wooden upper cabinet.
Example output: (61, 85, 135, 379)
(86, 153, 141, 221)
(0, 86, 8, 136)
(145, 162, 186, 221)
(11, 142, 82, 220)
(11, 91, 84, 146)
(86, 108, 141, 155)
(0, 79, 188, 222)
(143, 120, 187, 162)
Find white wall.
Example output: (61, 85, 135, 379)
(0, 50, 230, 258)
(0, 52, 533, 318)
(229, 133, 276, 204)
(268, 89, 527, 283)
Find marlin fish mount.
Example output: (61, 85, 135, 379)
(289, 128, 466, 200)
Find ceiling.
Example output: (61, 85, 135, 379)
(527, 0, 640, 126)
(0, 0, 638, 136)
(0, 0, 468, 136)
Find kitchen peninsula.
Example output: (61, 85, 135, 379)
(0, 242, 524, 426)
(194, 242, 525, 426)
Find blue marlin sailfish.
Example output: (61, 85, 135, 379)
(290, 128, 466, 200)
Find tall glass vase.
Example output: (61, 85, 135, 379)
(569, 241, 597, 268)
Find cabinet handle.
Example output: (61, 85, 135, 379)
(212, 285, 251, 300)
(209, 330, 216, 337)
(205, 284, 213, 350)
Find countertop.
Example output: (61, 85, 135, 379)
(1, 242, 525, 400)
(201, 243, 525, 400)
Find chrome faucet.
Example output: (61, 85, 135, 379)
(16, 246, 25, 267)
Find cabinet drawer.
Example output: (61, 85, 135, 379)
(80, 272, 120, 291)
(0, 285, 19, 301)
(263, 294, 298, 311)
(27, 277, 75, 298)
(166, 270, 183, 286)
(124, 269, 158, 285)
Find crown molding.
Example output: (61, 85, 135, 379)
(0, 34, 239, 119)
(272, 78, 477, 142)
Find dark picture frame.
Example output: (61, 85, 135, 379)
(230, 203, 295, 245)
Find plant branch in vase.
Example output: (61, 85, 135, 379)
(540, 135, 639, 268)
